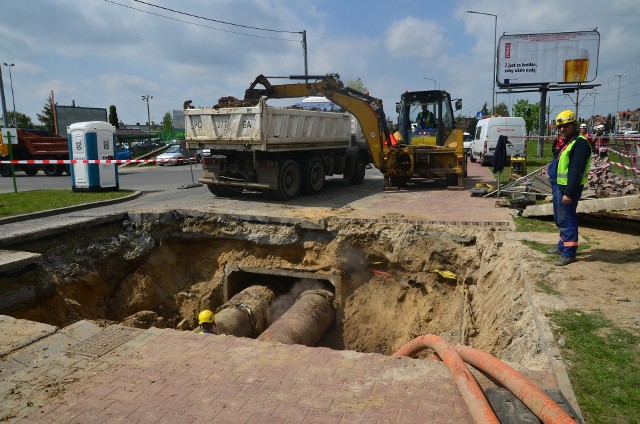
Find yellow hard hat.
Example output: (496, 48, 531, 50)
(198, 309, 215, 324)
(555, 110, 576, 126)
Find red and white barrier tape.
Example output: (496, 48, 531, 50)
(0, 159, 157, 165)
(607, 148, 637, 161)
(609, 161, 640, 174)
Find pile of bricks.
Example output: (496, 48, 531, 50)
(588, 157, 639, 197)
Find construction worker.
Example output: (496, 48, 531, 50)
(594, 124, 608, 157)
(196, 309, 217, 334)
(547, 110, 592, 266)
(416, 104, 435, 127)
(579, 123, 593, 148)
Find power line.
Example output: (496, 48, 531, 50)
(103, 0, 299, 42)
(132, 0, 301, 34)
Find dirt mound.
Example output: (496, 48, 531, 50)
(213, 96, 256, 109)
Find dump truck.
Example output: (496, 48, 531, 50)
(185, 74, 464, 200)
(0, 129, 70, 177)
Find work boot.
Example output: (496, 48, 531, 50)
(554, 256, 576, 266)
(546, 247, 562, 255)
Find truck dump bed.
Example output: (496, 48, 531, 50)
(185, 97, 352, 151)
(1, 129, 68, 157)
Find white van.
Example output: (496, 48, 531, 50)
(470, 117, 526, 166)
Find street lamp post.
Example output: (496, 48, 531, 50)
(615, 73, 626, 132)
(3, 63, 16, 127)
(141, 94, 153, 135)
(423, 77, 438, 90)
(466, 10, 497, 116)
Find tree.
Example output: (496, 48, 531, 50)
(480, 102, 490, 117)
(108, 105, 120, 129)
(512, 99, 539, 135)
(162, 112, 174, 133)
(346, 77, 368, 94)
(36, 95, 55, 132)
(494, 102, 510, 117)
(1, 111, 34, 128)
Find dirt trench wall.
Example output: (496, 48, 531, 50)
(3, 211, 546, 368)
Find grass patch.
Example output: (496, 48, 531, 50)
(549, 309, 640, 424)
(513, 216, 556, 232)
(536, 281, 561, 296)
(0, 190, 133, 217)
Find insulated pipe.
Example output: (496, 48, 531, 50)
(393, 335, 500, 424)
(215, 285, 276, 337)
(452, 344, 576, 424)
(258, 289, 335, 346)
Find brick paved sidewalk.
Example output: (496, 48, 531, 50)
(19, 328, 479, 423)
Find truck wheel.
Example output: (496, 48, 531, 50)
(0, 164, 12, 177)
(43, 164, 64, 176)
(469, 154, 477, 163)
(207, 183, 240, 197)
(390, 176, 409, 188)
(24, 165, 40, 176)
(445, 173, 459, 187)
(301, 157, 325, 194)
(347, 153, 367, 185)
(273, 159, 301, 200)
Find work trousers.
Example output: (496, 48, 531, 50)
(552, 184, 582, 257)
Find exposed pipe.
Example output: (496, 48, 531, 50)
(215, 285, 276, 337)
(393, 334, 500, 424)
(258, 289, 335, 346)
(452, 344, 576, 424)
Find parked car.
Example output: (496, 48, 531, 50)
(156, 144, 191, 166)
(115, 146, 133, 161)
(463, 132, 473, 153)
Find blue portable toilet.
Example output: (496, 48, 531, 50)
(68, 121, 119, 192)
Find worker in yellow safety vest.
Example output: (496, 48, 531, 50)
(546, 110, 592, 266)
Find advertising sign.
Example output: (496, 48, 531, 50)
(55, 106, 108, 138)
(497, 31, 600, 87)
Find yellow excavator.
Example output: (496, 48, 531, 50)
(243, 74, 465, 190)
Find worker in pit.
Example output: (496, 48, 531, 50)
(196, 309, 217, 334)
(546, 110, 592, 266)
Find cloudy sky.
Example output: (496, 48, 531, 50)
(1, 0, 638, 129)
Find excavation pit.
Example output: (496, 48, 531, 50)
(0, 210, 547, 369)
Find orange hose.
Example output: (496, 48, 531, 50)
(452, 344, 576, 424)
(393, 335, 499, 424)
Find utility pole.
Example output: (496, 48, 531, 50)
(615, 73, 626, 132)
(3, 63, 16, 127)
(466, 10, 497, 116)
(141, 94, 153, 135)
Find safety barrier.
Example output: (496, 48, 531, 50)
(0, 159, 157, 165)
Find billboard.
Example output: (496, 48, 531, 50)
(497, 30, 600, 87)
(55, 106, 108, 137)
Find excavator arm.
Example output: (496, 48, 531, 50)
(244, 74, 391, 171)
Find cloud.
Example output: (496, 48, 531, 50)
(384, 18, 447, 59)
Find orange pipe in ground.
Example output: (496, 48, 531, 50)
(393, 335, 499, 424)
(451, 344, 576, 424)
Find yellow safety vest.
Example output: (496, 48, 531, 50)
(557, 135, 590, 185)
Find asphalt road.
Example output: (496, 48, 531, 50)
(0, 163, 204, 194)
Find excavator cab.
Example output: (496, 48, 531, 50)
(396, 91, 459, 147)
